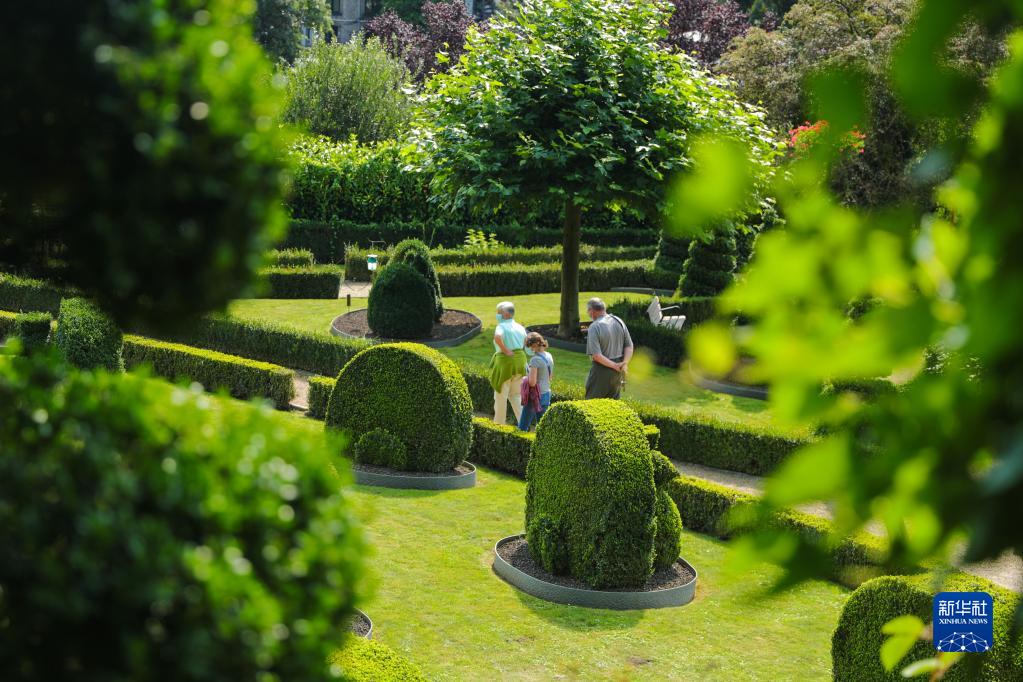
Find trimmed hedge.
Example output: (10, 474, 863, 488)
(345, 244, 657, 281)
(250, 265, 342, 299)
(366, 263, 436, 339)
(151, 316, 810, 476)
(308, 375, 335, 419)
(123, 335, 295, 409)
(525, 400, 660, 588)
(437, 260, 656, 297)
(832, 573, 1022, 681)
(609, 296, 718, 328)
(282, 219, 659, 261)
(55, 297, 123, 371)
(267, 247, 315, 267)
(0, 272, 65, 314)
(327, 638, 427, 681)
(326, 343, 473, 473)
(0, 310, 52, 349)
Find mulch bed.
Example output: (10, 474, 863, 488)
(332, 308, 479, 342)
(528, 322, 590, 344)
(350, 610, 371, 638)
(497, 536, 695, 592)
(352, 462, 474, 478)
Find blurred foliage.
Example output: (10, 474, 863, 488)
(253, 0, 331, 64)
(0, 352, 365, 680)
(0, 0, 290, 330)
(281, 36, 413, 142)
(719, 0, 1007, 208)
(686, 0, 1023, 646)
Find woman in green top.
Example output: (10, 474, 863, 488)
(488, 301, 527, 425)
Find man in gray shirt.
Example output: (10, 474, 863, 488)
(584, 297, 633, 399)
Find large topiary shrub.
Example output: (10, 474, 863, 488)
(366, 263, 436, 339)
(679, 226, 738, 297)
(391, 238, 443, 320)
(325, 343, 473, 472)
(832, 573, 1021, 681)
(0, 353, 365, 681)
(525, 399, 671, 588)
(55, 297, 124, 371)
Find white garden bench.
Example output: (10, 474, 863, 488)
(646, 296, 686, 330)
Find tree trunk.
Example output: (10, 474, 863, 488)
(559, 199, 582, 339)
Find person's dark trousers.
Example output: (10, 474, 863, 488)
(585, 357, 623, 399)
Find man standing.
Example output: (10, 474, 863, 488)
(584, 297, 633, 400)
(488, 301, 528, 424)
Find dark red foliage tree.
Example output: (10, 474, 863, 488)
(366, 0, 482, 82)
(664, 0, 751, 66)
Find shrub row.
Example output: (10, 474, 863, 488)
(344, 244, 657, 281)
(436, 260, 656, 297)
(123, 335, 295, 409)
(0, 272, 66, 314)
(282, 219, 659, 262)
(153, 315, 809, 476)
(266, 247, 315, 267)
(55, 297, 123, 371)
(0, 310, 52, 348)
(833, 573, 1021, 681)
(248, 265, 343, 299)
(608, 296, 718, 327)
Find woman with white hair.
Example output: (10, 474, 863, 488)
(488, 301, 527, 425)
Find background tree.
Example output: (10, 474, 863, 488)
(367, 0, 482, 82)
(281, 36, 413, 142)
(252, 0, 331, 64)
(664, 0, 751, 66)
(718, 0, 1006, 207)
(0, 0, 290, 330)
(415, 0, 778, 337)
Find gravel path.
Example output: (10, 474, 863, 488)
(290, 369, 313, 410)
(339, 280, 371, 298)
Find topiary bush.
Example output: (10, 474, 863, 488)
(325, 343, 473, 472)
(0, 352, 365, 681)
(366, 263, 436, 340)
(832, 573, 1022, 681)
(653, 232, 692, 275)
(327, 637, 427, 681)
(525, 399, 659, 589)
(679, 226, 738, 297)
(391, 238, 443, 321)
(55, 297, 123, 371)
(352, 428, 408, 470)
(651, 451, 683, 571)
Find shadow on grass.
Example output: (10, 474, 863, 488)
(348, 484, 447, 499)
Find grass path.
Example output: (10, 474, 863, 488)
(228, 293, 778, 428)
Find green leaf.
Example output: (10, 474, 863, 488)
(881, 634, 919, 673)
(882, 615, 925, 637)
(900, 657, 941, 677)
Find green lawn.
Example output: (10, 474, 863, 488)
(227, 293, 775, 427)
(348, 463, 847, 680)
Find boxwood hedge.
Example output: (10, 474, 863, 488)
(0, 272, 66, 314)
(328, 638, 427, 681)
(366, 263, 436, 339)
(437, 260, 655, 297)
(0, 310, 52, 349)
(325, 343, 473, 473)
(832, 573, 1022, 681)
(250, 265, 343, 299)
(267, 247, 315, 267)
(525, 400, 659, 588)
(55, 297, 123, 371)
(123, 335, 295, 409)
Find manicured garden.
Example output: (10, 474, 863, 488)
(4, 0, 1023, 679)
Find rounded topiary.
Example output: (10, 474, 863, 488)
(54, 297, 123, 371)
(525, 399, 657, 588)
(366, 263, 436, 340)
(653, 487, 683, 571)
(352, 427, 408, 470)
(392, 238, 443, 321)
(328, 637, 427, 681)
(325, 343, 473, 473)
(679, 225, 738, 297)
(0, 352, 365, 680)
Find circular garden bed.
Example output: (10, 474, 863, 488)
(493, 535, 697, 610)
(352, 461, 477, 490)
(350, 608, 373, 639)
(526, 323, 589, 353)
(330, 309, 482, 348)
